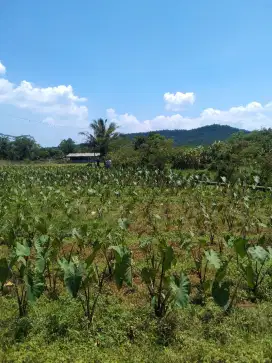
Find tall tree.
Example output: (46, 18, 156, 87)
(133, 136, 147, 150)
(59, 138, 76, 155)
(0, 136, 11, 159)
(80, 118, 119, 157)
(10, 136, 39, 160)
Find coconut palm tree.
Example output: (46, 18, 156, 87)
(79, 118, 119, 157)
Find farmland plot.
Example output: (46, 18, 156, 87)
(0, 165, 272, 362)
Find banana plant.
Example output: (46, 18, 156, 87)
(140, 237, 190, 318)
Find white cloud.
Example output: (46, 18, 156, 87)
(164, 91, 195, 111)
(107, 100, 272, 134)
(229, 101, 263, 114)
(201, 108, 221, 117)
(0, 61, 6, 75)
(106, 108, 150, 133)
(0, 63, 88, 127)
(1, 60, 271, 135)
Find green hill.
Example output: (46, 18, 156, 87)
(125, 124, 248, 146)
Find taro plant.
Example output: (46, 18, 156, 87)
(40, 233, 67, 299)
(211, 260, 236, 313)
(226, 236, 272, 299)
(186, 234, 223, 304)
(140, 237, 190, 318)
(245, 245, 272, 298)
(212, 236, 272, 312)
(59, 255, 103, 325)
(59, 241, 132, 325)
(1, 237, 48, 317)
(109, 245, 133, 288)
(200, 201, 218, 245)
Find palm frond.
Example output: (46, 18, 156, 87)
(80, 118, 120, 156)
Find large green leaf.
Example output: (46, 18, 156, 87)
(205, 249, 221, 270)
(170, 273, 190, 308)
(212, 280, 230, 309)
(59, 258, 83, 298)
(162, 245, 175, 271)
(82, 264, 97, 285)
(34, 235, 49, 255)
(35, 256, 46, 275)
(33, 237, 48, 272)
(248, 246, 268, 263)
(85, 240, 101, 267)
(110, 245, 126, 259)
(245, 263, 255, 288)
(110, 246, 132, 288)
(141, 267, 156, 285)
(233, 237, 248, 258)
(24, 270, 45, 302)
(115, 253, 132, 288)
(16, 242, 30, 258)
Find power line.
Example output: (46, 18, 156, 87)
(6, 114, 88, 129)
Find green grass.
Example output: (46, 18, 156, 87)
(1, 294, 272, 362)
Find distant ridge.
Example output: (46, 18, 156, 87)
(125, 124, 249, 146)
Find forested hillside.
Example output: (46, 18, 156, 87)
(125, 124, 248, 146)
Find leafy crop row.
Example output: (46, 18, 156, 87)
(0, 165, 271, 328)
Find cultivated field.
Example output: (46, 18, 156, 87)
(0, 165, 272, 362)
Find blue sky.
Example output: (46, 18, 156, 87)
(0, 0, 272, 146)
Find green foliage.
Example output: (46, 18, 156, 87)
(58, 257, 83, 298)
(0, 258, 9, 288)
(0, 135, 40, 161)
(212, 280, 230, 309)
(0, 127, 271, 186)
(140, 237, 189, 317)
(0, 164, 271, 361)
(79, 118, 119, 157)
(110, 245, 132, 288)
(110, 132, 174, 170)
(169, 273, 190, 308)
(59, 138, 76, 155)
(204, 249, 221, 270)
(126, 124, 245, 147)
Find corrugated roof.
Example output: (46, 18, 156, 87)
(67, 153, 100, 157)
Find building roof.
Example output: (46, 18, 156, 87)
(67, 153, 100, 157)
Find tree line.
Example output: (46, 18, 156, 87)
(0, 118, 119, 161)
(0, 119, 271, 184)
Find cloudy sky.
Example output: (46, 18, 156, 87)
(0, 0, 272, 145)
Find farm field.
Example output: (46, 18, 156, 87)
(0, 165, 272, 363)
